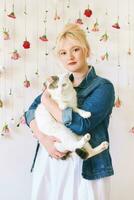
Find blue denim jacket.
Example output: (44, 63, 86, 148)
(25, 66, 115, 180)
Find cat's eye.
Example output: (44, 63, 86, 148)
(60, 51, 66, 56)
(62, 83, 67, 87)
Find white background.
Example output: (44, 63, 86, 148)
(0, 0, 134, 199)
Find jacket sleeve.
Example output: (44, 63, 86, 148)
(62, 83, 115, 135)
(24, 94, 41, 127)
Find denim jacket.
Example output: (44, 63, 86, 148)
(25, 66, 115, 180)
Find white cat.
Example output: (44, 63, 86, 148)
(35, 73, 108, 160)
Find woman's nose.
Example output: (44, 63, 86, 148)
(68, 52, 74, 60)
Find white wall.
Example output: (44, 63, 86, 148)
(0, 0, 134, 200)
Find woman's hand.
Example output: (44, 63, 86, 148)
(40, 134, 66, 159)
(41, 89, 51, 104)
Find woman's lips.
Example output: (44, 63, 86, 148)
(68, 61, 77, 65)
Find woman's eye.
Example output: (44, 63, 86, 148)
(74, 48, 80, 52)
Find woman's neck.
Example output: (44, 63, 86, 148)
(72, 65, 89, 87)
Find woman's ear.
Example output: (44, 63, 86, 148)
(86, 47, 90, 58)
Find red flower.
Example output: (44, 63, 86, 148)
(7, 12, 16, 19)
(39, 35, 48, 42)
(23, 40, 30, 49)
(84, 7, 92, 17)
(112, 22, 120, 29)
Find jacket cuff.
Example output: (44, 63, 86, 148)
(24, 109, 35, 127)
(62, 107, 73, 126)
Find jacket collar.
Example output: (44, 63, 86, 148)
(69, 66, 97, 89)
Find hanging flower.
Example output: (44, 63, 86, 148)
(3, 28, 10, 40)
(11, 50, 21, 60)
(54, 9, 60, 20)
(0, 99, 3, 108)
(76, 18, 83, 25)
(7, 12, 16, 19)
(112, 22, 120, 29)
(84, 5, 92, 17)
(127, 48, 132, 55)
(91, 20, 99, 32)
(17, 115, 26, 127)
(75, 11, 83, 25)
(112, 21, 120, 29)
(39, 34, 48, 42)
(24, 77, 30, 88)
(129, 127, 134, 134)
(114, 96, 121, 108)
(7, 4, 16, 19)
(23, 39, 30, 49)
(100, 32, 109, 42)
(101, 52, 109, 61)
(1, 123, 10, 137)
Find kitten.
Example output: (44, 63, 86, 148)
(35, 73, 108, 160)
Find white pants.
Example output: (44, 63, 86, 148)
(31, 146, 111, 200)
(79, 176, 111, 200)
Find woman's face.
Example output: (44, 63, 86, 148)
(57, 38, 89, 73)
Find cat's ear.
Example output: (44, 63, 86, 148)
(51, 76, 59, 82)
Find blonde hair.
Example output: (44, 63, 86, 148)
(55, 23, 90, 57)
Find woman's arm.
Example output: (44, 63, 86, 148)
(62, 83, 115, 135)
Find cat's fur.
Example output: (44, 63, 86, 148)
(35, 73, 108, 160)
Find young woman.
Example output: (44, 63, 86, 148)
(25, 23, 115, 200)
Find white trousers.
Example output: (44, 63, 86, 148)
(31, 146, 111, 200)
(79, 176, 111, 200)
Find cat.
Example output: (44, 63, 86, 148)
(35, 73, 108, 160)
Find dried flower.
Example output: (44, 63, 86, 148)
(1, 123, 10, 137)
(114, 96, 121, 108)
(101, 52, 109, 61)
(3, 29, 10, 40)
(91, 20, 99, 32)
(7, 12, 16, 19)
(11, 50, 20, 60)
(24, 79, 30, 88)
(128, 48, 132, 55)
(84, 5, 92, 17)
(39, 34, 48, 42)
(100, 32, 109, 42)
(0, 99, 3, 108)
(129, 127, 134, 134)
(112, 22, 120, 29)
(23, 39, 30, 49)
(54, 9, 60, 20)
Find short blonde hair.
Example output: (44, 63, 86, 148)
(55, 23, 90, 56)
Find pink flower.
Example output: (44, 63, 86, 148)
(11, 50, 20, 60)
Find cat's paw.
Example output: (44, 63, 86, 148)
(80, 111, 91, 118)
(101, 141, 109, 150)
(84, 133, 91, 142)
